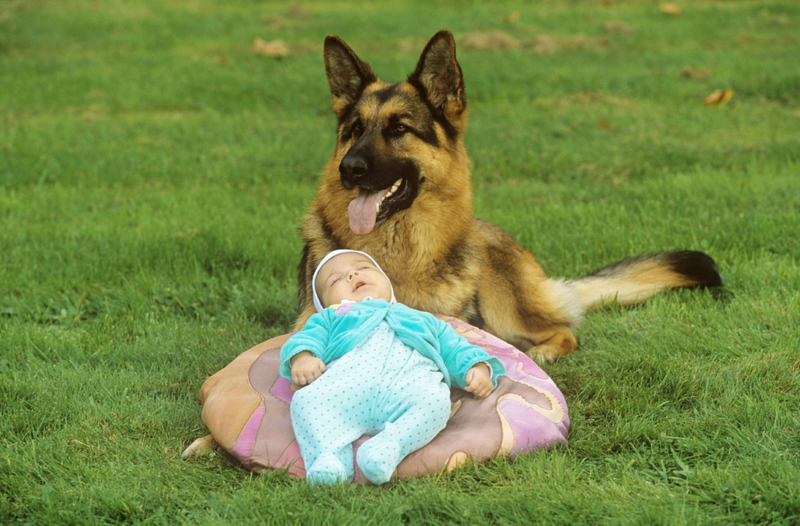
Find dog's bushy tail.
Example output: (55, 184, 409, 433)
(570, 250, 722, 312)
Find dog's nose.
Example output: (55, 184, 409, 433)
(340, 155, 368, 189)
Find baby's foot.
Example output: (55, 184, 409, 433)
(356, 440, 401, 485)
(306, 452, 349, 486)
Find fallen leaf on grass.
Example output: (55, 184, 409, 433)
(501, 11, 520, 24)
(253, 38, 289, 58)
(598, 120, 610, 129)
(681, 67, 709, 79)
(178, 229, 201, 238)
(660, 3, 682, 15)
(704, 89, 734, 106)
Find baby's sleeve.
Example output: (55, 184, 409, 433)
(278, 311, 332, 379)
(435, 319, 506, 389)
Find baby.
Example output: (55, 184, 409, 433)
(279, 249, 505, 486)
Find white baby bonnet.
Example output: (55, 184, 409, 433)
(311, 249, 397, 313)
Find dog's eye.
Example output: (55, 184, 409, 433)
(395, 124, 407, 133)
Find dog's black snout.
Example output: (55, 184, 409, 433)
(340, 155, 368, 190)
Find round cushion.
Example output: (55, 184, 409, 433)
(198, 316, 569, 482)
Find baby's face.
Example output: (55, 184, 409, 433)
(315, 252, 393, 308)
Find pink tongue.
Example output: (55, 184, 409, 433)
(348, 189, 385, 235)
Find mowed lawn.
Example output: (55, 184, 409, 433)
(1, 1, 798, 524)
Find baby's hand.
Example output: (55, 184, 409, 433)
(465, 363, 493, 399)
(290, 351, 326, 389)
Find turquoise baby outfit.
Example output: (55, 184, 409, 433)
(280, 299, 505, 485)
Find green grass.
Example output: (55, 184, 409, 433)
(1, 0, 799, 524)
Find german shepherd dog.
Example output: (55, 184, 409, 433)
(296, 30, 722, 363)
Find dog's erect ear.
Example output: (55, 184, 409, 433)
(324, 35, 377, 119)
(407, 30, 466, 119)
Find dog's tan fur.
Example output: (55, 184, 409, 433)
(295, 30, 721, 362)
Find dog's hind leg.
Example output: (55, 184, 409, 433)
(475, 227, 586, 363)
(483, 310, 580, 364)
(477, 264, 584, 363)
(511, 278, 583, 363)
(524, 325, 579, 364)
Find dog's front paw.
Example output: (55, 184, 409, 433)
(181, 434, 219, 459)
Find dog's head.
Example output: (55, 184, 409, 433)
(322, 30, 470, 235)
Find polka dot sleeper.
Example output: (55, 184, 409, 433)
(290, 321, 451, 485)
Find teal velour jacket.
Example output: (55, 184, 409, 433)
(279, 299, 505, 389)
